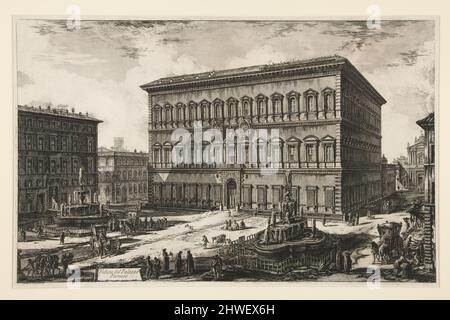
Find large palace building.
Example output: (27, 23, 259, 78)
(141, 55, 386, 221)
(17, 105, 102, 216)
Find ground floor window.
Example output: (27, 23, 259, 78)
(306, 186, 318, 211)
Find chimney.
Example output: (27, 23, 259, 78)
(72, 108, 75, 113)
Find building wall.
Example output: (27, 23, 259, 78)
(404, 136, 425, 193)
(18, 106, 100, 215)
(145, 59, 385, 221)
(98, 151, 149, 204)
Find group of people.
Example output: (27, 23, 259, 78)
(20, 251, 74, 279)
(18, 228, 27, 241)
(143, 249, 196, 280)
(89, 231, 121, 258)
(224, 219, 246, 231)
(118, 216, 169, 234)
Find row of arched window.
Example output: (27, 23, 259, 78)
(152, 88, 335, 125)
(151, 135, 337, 165)
(98, 169, 147, 182)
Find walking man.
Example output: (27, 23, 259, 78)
(59, 231, 65, 245)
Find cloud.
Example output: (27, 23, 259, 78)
(17, 71, 33, 87)
(399, 49, 428, 66)
(16, 19, 436, 161)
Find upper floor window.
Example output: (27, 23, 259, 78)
(38, 160, 44, 173)
(286, 137, 301, 162)
(154, 107, 160, 123)
(62, 137, 68, 151)
(72, 159, 79, 173)
(227, 98, 238, 119)
(88, 138, 94, 152)
(322, 88, 335, 112)
(200, 100, 210, 121)
(213, 99, 223, 119)
(164, 105, 172, 122)
(38, 137, 44, 150)
(50, 160, 56, 173)
(26, 159, 33, 173)
(50, 137, 56, 151)
(286, 91, 300, 114)
(187, 102, 196, 121)
(153, 143, 162, 163)
(241, 97, 252, 117)
(176, 104, 184, 121)
(61, 160, 68, 173)
(72, 137, 78, 152)
(324, 144, 334, 162)
(26, 135, 32, 150)
(271, 93, 283, 115)
(304, 89, 318, 112)
(255, 94, 267, 116)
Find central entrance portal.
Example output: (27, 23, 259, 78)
(226, 179, 237, 209)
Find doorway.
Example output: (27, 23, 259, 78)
(226, 179, 237, 209)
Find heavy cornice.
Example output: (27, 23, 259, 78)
(140, 55, 386, 107)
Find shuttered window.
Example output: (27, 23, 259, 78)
(306, 187, 317, 208)
(324, 187, 335, 208)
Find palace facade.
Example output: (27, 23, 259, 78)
(405, 135, 426, 193)
(141, 55, 386, 221)
(17, 105, 102, 216)
(97, 147, 149, 204)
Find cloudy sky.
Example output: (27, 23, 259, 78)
(16, 19, 436, 160)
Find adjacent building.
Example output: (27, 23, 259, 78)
(380, 155, 397, 198)
(416, 112, 435, 270)
(404, 135, 426, 193)
(17, 105, 102, 216)
(141, 55, 386, 221)
(97, 144, 149, 205)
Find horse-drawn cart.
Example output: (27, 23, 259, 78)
(90, 225, 121, 257)
(372, 221, 403, 263)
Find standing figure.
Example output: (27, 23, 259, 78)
(211, 255, 223, 280)
(202, 235, 209, 248)
(145, 256, 153, 280)
(271, 209, 277, 227)
(175, 251, 184, 274)
(59, 231, 65, 245)
(153, 257, 161, 279)
(186, 251, 195, 275)
(162, 249, 170, 272)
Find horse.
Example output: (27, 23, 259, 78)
(48, 254, 60, 276)
(378, 242, 391, 263)
(201, 235, 209, 248)
(211, 234, 227, 246)
(371, 241, 381, 263)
